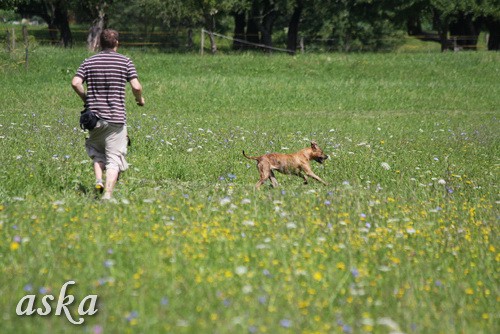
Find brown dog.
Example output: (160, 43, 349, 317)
(243, 141, 329, 189)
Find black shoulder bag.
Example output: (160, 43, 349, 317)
(79, 109, 98, 131)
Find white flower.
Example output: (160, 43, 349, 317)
(438, 179, 446, 185)
(406, 228, 416, 234)
(381, 162, 391, 170)
(242, 220, 255, 227)
(219, 197, 231, 206)
(235, 266, 248, 276)
(242, 285, 253, 294)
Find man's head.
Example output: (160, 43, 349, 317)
(100, 29, 119, 50)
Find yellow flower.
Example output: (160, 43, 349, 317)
(10, 242, 19, 251)
(336, 262, 346, 270)
(465, 288, 474, 295)
(313, 272, 323, 281)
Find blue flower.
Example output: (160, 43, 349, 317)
(280, 319, 292, 328)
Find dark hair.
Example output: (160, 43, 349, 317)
(100, 29, 119, 50)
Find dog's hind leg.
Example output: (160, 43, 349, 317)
(270, 171, 279, 188)
(255, 162, 271, 189)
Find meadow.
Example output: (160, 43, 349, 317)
(0, 47, 498, 333)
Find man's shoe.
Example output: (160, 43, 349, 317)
(95, 182, 104, 194)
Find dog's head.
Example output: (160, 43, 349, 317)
(310, 141, 329, 164)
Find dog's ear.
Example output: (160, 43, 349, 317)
(311, 141, 319, 150)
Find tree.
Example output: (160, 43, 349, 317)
(401, 0, 500, 51)
(5, 0, 73, 47)
(71, 0, 112, 51)
(286, 0, 303, 54)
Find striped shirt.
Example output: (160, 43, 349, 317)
(75, 50, 138, 124)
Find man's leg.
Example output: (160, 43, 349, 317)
(102, 124, 128, 200)
(102, 168, 119, 200)
(94, 161, 105, 193)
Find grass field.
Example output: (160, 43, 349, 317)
(0, 47, 499, 333)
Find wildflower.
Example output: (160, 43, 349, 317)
(406, 228, 416, 234)
(438, 179, 446, 185)
(92, 325, 103, 334)
(235, 266, 248, 276)
(350, 268, 359, 278)
(381, 162, 391, 170)
(220, 197, 231, 206)
(242, 285, 253, 294)
(10, 242, 20, 251)
(39, 287, 49, 294)
(23, 284, 33, 292)
(313, 272, 323, 281)
(280, 319, 292, 328)
(104, 259, 114, 268)
(126, 311, 139, 325)
(337, 262, 346, 270)
(242, 220, 255, 227)
(342, 324, 353, 333)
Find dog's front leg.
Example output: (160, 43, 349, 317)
(307, 172, 328, 185)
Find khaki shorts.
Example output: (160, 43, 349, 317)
(85, 120, 128, 172)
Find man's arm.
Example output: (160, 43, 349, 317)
(71, 76, 87, 104)
(130, 78, 145, 106)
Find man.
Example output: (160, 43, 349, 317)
(72, 29, 145, 200)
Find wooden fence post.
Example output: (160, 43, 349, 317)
(23, 25, 29, 70)
(6, 28, 16, 52)
(200, 29, 205, 55)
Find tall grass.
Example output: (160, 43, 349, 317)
(0, 47, 498, 333)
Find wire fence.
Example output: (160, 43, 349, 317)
(2, 25, 493, 54)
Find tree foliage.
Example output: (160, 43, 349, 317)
(4, 0, 500, 51)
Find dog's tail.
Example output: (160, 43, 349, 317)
(242, 150, 259, 161)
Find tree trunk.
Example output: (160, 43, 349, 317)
(246, 2, 261, 48)
(232, 12, 246, 50)
(260, 0, 278, 52)
(54, 1, 72, 47)
(87, 9, 106, 52)
(433, 10, 450, 52)
(208, 31, 217, 54)
(287, 0, 303, 55)
(204, 14, 217, 54)
(449, 12, 480, 50)
(187, 29, 194, 49)
(406, 16, 423, 36)
(485, 17, 499, 50)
